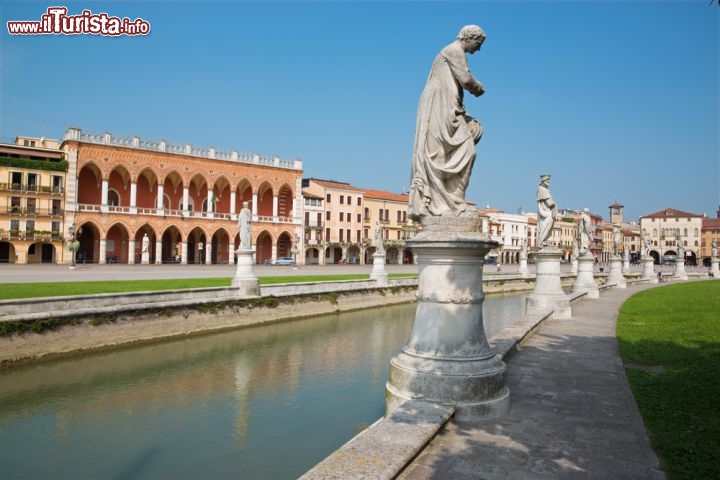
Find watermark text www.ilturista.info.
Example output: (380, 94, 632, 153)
(7, 6, 150, 36)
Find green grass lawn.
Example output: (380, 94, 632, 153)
(617, 281, 720, 480)
(0, 273, 418, 300)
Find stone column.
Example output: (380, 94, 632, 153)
(99, 238, 107, 264)
(606, 255, 626, 288)
(156, 184, 164, 211)
(387, 213, 508, 420)
(251, 193, 258, 217)
(572, 254, 599, 298)
(230, 191, 237, 215)
(206, 190, 214, 216)
(182, 187, 190, 217)
(127, 239, 135, 265)
(232, 247, 260, 296)
(100, 179, 109, 212)
(272, 195, 279, 220)
(155, 240, 162, 265)
(205, 242, 213, 265)
(370, 252, 388, 286)
(526, 247, 571, 319)
(130, 182, 137, 213)
(673, 257, 688, 280)
(181, 241, 188, 265)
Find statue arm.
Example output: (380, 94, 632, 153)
(443, 47, 484, 97)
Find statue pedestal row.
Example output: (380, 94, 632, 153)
(572, 254, 599, 298)
(232, 248, 260, 296)
(386, 216, 508, 420)
(711, 258, 720, 277)
(606, 255, 626, 288)
(525, 247, 570, 319)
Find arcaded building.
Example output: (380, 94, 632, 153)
(61, 127, 303, 265)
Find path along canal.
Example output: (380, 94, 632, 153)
(0, 292, 525, 480)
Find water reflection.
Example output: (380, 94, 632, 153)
(0, 293, 524, 480)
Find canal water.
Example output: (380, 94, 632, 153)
(0, 292, 525, 480)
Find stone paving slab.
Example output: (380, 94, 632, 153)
(398, 283, 665, 480)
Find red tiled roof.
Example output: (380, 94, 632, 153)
(362, 188, 408, 202)
(641, 208, 703, 219)
(302, 190, 323, 200)
(306, 178, 361, 191)
(703, 218, 720, 228)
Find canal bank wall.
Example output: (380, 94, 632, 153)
(0, 274, 578, 366)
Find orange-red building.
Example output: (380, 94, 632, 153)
(61, 127, 303, 265)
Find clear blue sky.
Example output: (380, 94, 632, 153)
(2, 1, 718, 221)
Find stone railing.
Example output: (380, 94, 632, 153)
(65, 128, 302, 171)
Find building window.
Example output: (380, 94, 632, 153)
(339, 229, 344, 242)
(25, 220, 35, 233)
(326, 194, 331, 203)
(357, 197, 361, 206)
(356, 230, 361, 242)
(340, 196, 344, 205)
(326, 227, 330, 241)
(364, 228, 369, 239)
(317, 212, 322, 225)
(357, 213, 361, 223)
(340, 212, 344, 221)
(364, 208, 370, 221)
(326, 211, 331, 221)
(51, 221, 60, 234)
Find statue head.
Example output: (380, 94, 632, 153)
(540, 174, 550, 185)
(457, 25, 485, 53)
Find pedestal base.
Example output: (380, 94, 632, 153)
(370, 253, 388, 286)
(141, 252, 149, 265)
(641, 257, 656, 282)
(232, 248, 260, 296)
(386, 213, 508, 420)
(572, 254, 599, 298)
(526, 247, 571, 318)
(711, 258, 720, 277)
(606, 255, 626, 288)
(518, 257, 529, 276)
(674, 259, 688, 280)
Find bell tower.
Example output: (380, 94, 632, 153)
(609, 203, 624, 224)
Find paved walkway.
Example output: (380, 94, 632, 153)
(399, 283, 665, 480)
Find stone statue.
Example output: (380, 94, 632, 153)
(612, 227, 622, 256)
(578, 208, 592, 256)
(374, 220, 385, 254)
(643, 232, 652, 257)
(239, 201, 252, 249)
(536, 175, 556, 248)
(712, 240, 718, 258)
(141, 233, 149, 253)
(520, 237, 528, 259)
(409, 25, 486, 220)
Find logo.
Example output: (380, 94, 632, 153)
(7, 6, 151, 36)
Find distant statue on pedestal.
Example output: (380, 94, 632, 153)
(612, 227, 622, 256)
(141, 233, 149, 253)
(578, 208, 592, 256)
(536, 175, 556, 248)
(374, 220, 385, 254)
(409, 25, 486, 220)
(239, 201, 252, 249)
(712, 240, 718, 259)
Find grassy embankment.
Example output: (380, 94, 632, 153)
(616, 281, 719, 480)
(0, 274, 417, 301)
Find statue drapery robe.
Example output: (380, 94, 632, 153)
(409, 41, 484, 219)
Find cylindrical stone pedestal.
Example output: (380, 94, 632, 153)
(232, 248, 260, 296)
(642, 257, 656, 282)
(570, 258, 578, 276)
(370, 252, 388, 286)
(141, 251, 149, 265)
(711, 258, 720, 277)
(674, 257, 688, 280)
(572, 253, 598, 298)
(518, 256, 529, 276)
(526, 247, 571, 319)
(386, 215, 508, 420)
(606, 255, 626, 288)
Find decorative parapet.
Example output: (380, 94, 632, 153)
(63, 127, 302, 171)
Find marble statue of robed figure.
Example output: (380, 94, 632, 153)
(409, 25, 486, 220)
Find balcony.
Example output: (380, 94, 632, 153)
(74, 204, 299, 225)
(0, 183, 64, 195)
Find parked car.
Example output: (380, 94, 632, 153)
(662, 254, 677, 265)
(270, 257, 296, 266)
